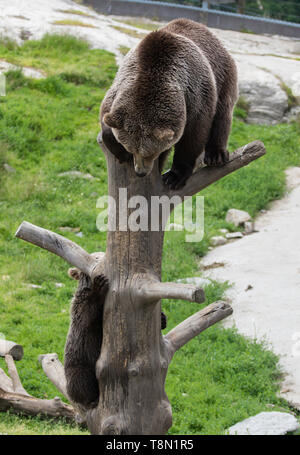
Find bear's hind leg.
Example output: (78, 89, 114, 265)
(204, 98, 233, 167)
(66, 365, 99, 408)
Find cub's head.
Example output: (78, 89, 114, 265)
(103, 97, 185, 177)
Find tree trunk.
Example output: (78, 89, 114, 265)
(15, 140, 266, 435)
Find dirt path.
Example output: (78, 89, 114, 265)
(202, 168, 300, 410)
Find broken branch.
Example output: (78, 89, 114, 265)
(5, 355, 30, 396)
(171, 141, 266, 198)
(165, 301, 233, 359)
(15, 221, 99, 277)
(38, 353, 68, 400)
(0, 339, 23, 360)
(0, 388, 75, 420)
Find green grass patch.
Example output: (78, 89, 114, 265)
(53, 20, 97, 28)
(118, 45, 130, 56)
(0, 34, 299, 435)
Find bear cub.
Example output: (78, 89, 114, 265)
(64, 268, 167, 408)
(100, 18, 238, 189)
(64, 269, 109, 408)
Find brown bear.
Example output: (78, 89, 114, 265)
(64, 269, 109, 408)
(64, 266, 167, 408)
(100, 18, 238, 189)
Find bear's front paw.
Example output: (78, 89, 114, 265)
(162, 169, 192, 190)
(93, 274, 109, 294)
(204, 149, 229, 166)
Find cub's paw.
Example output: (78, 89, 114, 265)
(162, 169, 191, 190)
(161, 312, 167, 330)
(93, 274, 109, 294)
(204, 149, 229, 166)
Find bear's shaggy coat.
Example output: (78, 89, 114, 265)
(100, 18, 238, 189)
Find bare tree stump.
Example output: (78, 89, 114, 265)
(15, 139, 266, 434)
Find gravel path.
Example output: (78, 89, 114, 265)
(202, 168, 300, 409)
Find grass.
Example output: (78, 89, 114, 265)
(111, 25, 147, 39)
(0, 34, 300, 435)
(113, 18, 161, 31)
(57, 9, 95, 18)
(118, 45, 130, 56)
(234, 96, 250, 121)
(53, 20, 97, 28)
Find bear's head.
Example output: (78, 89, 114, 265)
(103, 90, 186, 177)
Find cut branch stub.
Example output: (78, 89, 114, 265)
(0, 339, 23, 361)
(135, 279, 205, 304)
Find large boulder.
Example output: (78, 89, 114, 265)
(226, 209, 251, 227)
(228, 412, 299, 435)
(237, 62, 288, 125)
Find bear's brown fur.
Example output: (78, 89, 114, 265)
(64, 267, 167, 408)
(64, 270, 109, 408)
(100, 18, 238, 189)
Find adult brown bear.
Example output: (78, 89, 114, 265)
(100, 18, 238, 189)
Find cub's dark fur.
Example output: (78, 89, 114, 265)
(64, 269, 167, 408)
(64, 270, 109, 408)
(100, 18, 238, 189)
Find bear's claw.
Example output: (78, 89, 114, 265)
(162, 169, 190, 190)
(204, 149, 229, 167)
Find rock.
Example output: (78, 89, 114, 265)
(211, 236, 227, 246)
(244, 221, 255, 235)
(226, 209, 251, 227)
(228, 412, 299, 435)
(75, 232, 84, 238)
(177, 277, 212, 287)
(237, 62, 288, 125)
(26, 284, 42, 289)
(282, 105, 300, 124)
(226, 232, 244, 239)
(55, 282, 64, 288)
(219, 228, 228, 234)
(3, 163, 16, 173)
(58, 171, 95, 180)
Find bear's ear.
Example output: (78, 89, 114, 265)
(153, 127, 175, 142)
(68, 268, 81, 280)
(103, 111, 123, 129)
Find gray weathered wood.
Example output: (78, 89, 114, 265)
(15, 221, 99, 277)
(165, 301, 233, 359)
(171, 140, 266, 199)
(5, 355, 30, 396)
(15, 138, 265, 434)
(0, 369, 13, 393)
(0, 339, 23, 360)
(0, 388, 75, 420)
(134, 278, 205, 303)
(38, 353, 68, 399)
